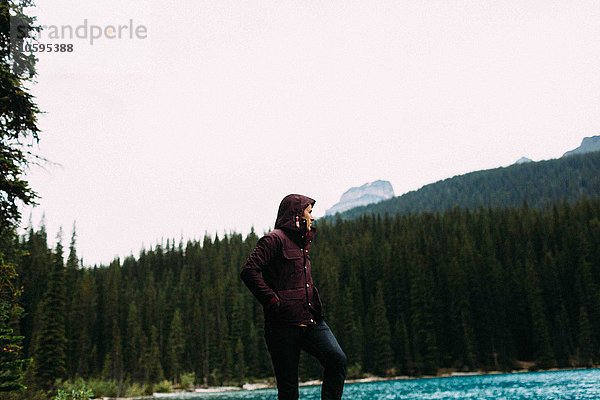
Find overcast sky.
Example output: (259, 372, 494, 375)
(19, 0, 600, 266)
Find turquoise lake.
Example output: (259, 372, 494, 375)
(161, 369, 599, 399)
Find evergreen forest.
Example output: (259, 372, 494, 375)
(13, 197, 600, 390)
(336, 151, 600, 220)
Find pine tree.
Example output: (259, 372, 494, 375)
(338, 284, 363, 373)
(393, 315, 414, 375)
(447, 257, 476, 370)
(99, 259, 121, 367)
(190, 298, 204, 383)
(168, 309, 185, 384)
(32, 232, 67, 390)
(102, 321, 124, 384)
(541, 252, 573, 367)
(0, 0, 43, 390)
(144, 325, 164, 384)
(524, 254, 555, 369)
(0, 0, 41, 229)
(16, 225, 51, 357)
(0, 250, 29, 392)
(409, 255, 439, 375)
(372, 283, 394, 375)
(71, 272, 96, 378)
(124, 302, 144, 381)
(65, 225, 80, 376)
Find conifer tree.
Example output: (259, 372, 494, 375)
(168, 309, 185, 384)
(144, 325, 164, 383)
(409, 256, 439, 375)
(102, 320, 124, 384)
(338, 284, 363, 373)
(447, 258, 476, 370)
(32, 232, 67, 390)
(71, 272, 95, 378)
(372, 283, 393, 375)
(0, 0, 43, 389)
(0, 0, 41, 228)
(124, 302, 144, 381)
(17, 225, 51, 356)
(190, 298, 204, 383)
(65, 226, 79, 376)
(541, 252, 573, 367)
(95, 259, 121, 371)
(0, 250, 29, 392)
(393, 315, 414, 375)
(524, 256, 555, 368)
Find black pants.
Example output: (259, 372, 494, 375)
(265, 319, 347, 400)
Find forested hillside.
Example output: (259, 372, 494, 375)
(335, 151, 600, 220)
(16, 198, 600, 388)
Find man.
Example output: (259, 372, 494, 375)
(240, 194, 347, 400)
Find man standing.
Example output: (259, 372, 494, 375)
(240, 194, 347, 400)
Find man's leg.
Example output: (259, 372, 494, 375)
(301, 320, 347, 400)
(265, 323, 302, 400)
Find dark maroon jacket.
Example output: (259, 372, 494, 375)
(240, 194, 324, 326)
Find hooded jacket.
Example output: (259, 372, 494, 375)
(240, 194, 324, 326)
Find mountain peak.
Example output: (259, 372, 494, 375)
(326, 180, 394, 216)
(515, 157, 533, 164)
(563, 135, 600, 157)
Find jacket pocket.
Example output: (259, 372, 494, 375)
(281, 248, 304, 288)
(275, 288, 306, 322)
(282, 248, 303, 260)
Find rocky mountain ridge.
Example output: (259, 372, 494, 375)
(563, 135, 600, 157)
(325, 180, 394, 216)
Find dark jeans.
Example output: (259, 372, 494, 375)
(264, 319, 347, 400)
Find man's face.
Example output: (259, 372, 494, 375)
(303, 204, 315, 231)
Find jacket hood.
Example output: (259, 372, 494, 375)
(274, 194, 316, 233)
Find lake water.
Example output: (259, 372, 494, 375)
(161, 369, 599, 399)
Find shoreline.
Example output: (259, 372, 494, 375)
(135, 366, 597, 398)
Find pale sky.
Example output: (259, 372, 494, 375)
(19, 0, 600, 266)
